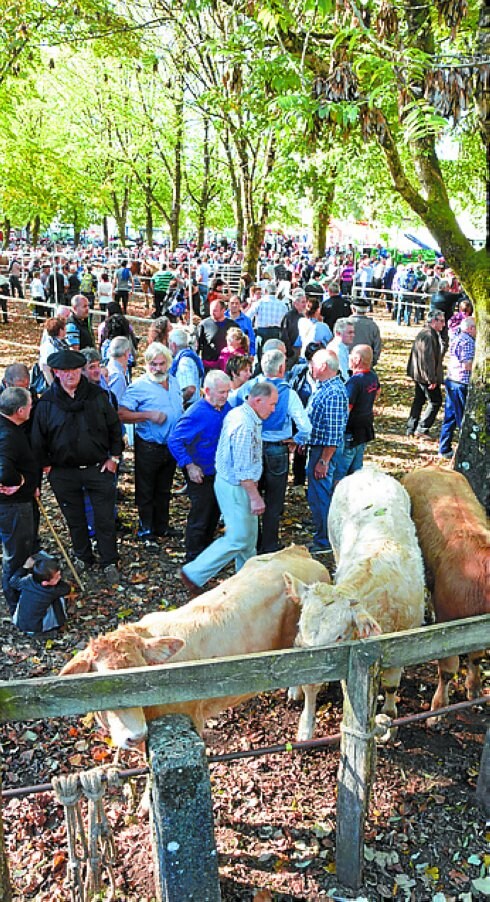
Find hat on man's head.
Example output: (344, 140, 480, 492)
(47, 350, 86, 370)
(352, 298, 370, 309)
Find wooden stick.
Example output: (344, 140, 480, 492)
(36, 497, 84, 590)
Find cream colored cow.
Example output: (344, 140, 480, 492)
(286, 468, 426, 741)
(60, 546, 330, 747)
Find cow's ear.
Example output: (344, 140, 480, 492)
(141, 636, 185, 665)
(60, 649, 93, 675)
(350, 605, 382, 640)
(283, 572, 307, 605)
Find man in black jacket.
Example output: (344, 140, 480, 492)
(31, 350, 123, 584)
(321, 282, 352, 332)
(0, 387, 38, 612)
(406, 311, 445, 437)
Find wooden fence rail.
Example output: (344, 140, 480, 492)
(0, 613, 488, 898)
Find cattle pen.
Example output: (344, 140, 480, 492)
(0, 613, 488, 900)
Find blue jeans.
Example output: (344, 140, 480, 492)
(335, 440, 366, 481)
(439, 379, 468, 454)
(307, 446, 342, 547)
(0, 502, 34, 613)
(182, 475, 258, 587)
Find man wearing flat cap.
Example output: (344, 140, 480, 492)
(30, 350, 123, 584)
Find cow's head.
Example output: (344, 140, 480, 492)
(60, 628, 185, 749)
(283, 574, 382, 647)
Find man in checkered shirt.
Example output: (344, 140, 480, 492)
(306, 348, 349, 553)
(180, 381, 278, 595)
(249, 283, 289, 363)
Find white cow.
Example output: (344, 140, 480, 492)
(285, 468, 426, 741)
(60, 546, 331, 748)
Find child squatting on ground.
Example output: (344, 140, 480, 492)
(9, 552, 70, 635)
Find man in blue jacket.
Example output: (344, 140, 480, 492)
(168, 371, 231, 562)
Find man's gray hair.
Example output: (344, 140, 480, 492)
(145, 342, 173, 367)
(460, 316, 475, 333)
(292, 288, 306, 303)
(329, 281, 340, 294)
(248, 380, 277, 400)
(169, 328, 189, 351)
(3, 363, 29, 386)
(334, 317, 351, 336)
(261, 349, 285, 377)
(262, 338, 286, 355)
(80, 348, 101, 365)
(204, 370, 231, 390)
(312, 348, 340, 373)
(108, 336, 131, 358)
(0, 386, 31, 416)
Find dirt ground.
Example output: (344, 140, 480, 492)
(0, 298, 488, 901)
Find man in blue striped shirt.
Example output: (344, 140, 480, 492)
(306, 348, 349, 553)
(180, 381, 278, 595)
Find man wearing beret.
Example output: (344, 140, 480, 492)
(30, 350, 123, 584)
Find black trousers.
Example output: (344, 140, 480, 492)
(185, 474, 220, 562)
(153, 290, 167, 318)
(407, 383, 442, 434)
(258, 442, 289, 553)
(115, 289, 129, 314)
(49, 464, 117, 566)
(134, 436, 176, 534)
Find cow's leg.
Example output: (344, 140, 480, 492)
(288, 686, 304, 702)
(297, 683, 322, 742)
(428, 654, 459, 727)
(466, 651, 484, 700)
(380, 667, 402, 720)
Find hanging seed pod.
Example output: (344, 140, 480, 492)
(313, 77, 325, 98)
(323, 61, 358, 102)
(376, 0, 399, 39)
(398, 88, 412, 116)
(435, 0, 468, 31)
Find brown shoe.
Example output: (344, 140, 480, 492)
(180, 569, 204, 597)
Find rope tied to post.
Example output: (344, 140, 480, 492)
(52, 767, 120, 901)
(80, 767, 120, 900)
(52, 773, 87, 902)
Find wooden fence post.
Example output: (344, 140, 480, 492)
(0, 771, 12, 902)
(336, 646, 380, 890)
(476, 727, 490, 817)
(148, 714, 221, 902)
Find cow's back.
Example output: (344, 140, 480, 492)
(327, 469, 425, 634)
(402, 467, 490, 621)
(138, 546, 330, 728)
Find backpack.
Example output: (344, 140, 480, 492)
(80, 272, 94, 293)
(286, 364, 311, 408)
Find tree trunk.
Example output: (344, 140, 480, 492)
(2, 220, 10, 250)
(313, 206, 329, 258)
(103, 215, 109, 247)
(25, 221, 31, 242)
(244, 222, 265, 277)
(196, 119, 211, 249)
(146, 198, 154, 247)
(221, 129, 244, 253)
(73, 212, 80, 247)
(111, 185, 130, 246)
(145, 162, 154, 246)
(197, 207, 206, 251)
(454, 323, 488, 509)
(238, 130, 275, 277)
(169, 71, 184, 250)
(0, 774, 12, 902)
(32, 214, 41, 247)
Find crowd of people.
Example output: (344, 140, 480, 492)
(0, 234, 476, 635)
